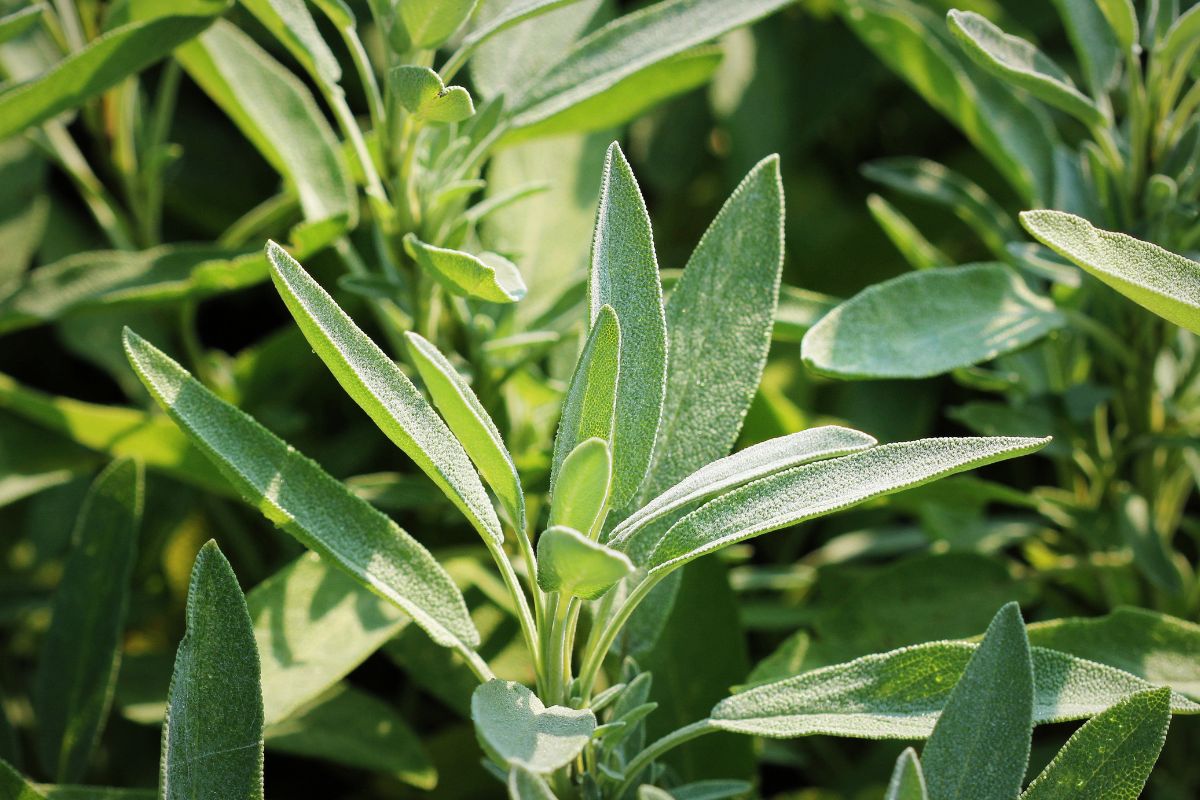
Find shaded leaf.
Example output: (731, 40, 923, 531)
(1050, 0, 1121, 95)
(507, 763, 558, 799)
(240, 0, 340, 85)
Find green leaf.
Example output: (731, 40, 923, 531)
(33, 459, 142, 783)
(548, 437, 612, 536)
(801, 264, 1066, 379)
(239, 0, 340, 85)
(609, 427, 877, 549)
(0, 0, 229, 140)
(646, 436, 1050, 574)
(391, 66, 475, 123)
(669, 780, 753, 800)
(1116, 490, 1183, 594)
(176, 20, 356, 228)
(773, 286, 839, 343)
(886, 748, 929, 800)
(405, 331, 524, 529)
(122, 328, 481, 654)
(1050, 0, 1121, 95)
(0, 138, 47, 294)
(536, 525, 632, 599)
(921, 603, 1032, 800)
(400, 0, 477, 48)
(403, 234, 527, 303)
(0, 5, 43, 47)
(1159, 3, 1200, 66)
(266, 241, 503, 545)
(507, 763, 558, 799)
(509, 0, 792, 129)
(0, 759, 44, 800)
(1095, 0, 1138, 51)
(471, 680, 596, 772)
(550, 305, 619, 492)
(709, 641, 1200, 739)
(589, 143, 667, 508)
(1020, 687, 1170, 800)
(866, 194, 951, 270)
(947, 10, 1105, 128)
(161, 541, 264, 800)
(1020, 210, 1200, 334)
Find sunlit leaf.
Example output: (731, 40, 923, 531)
(472, 680, 596, 772)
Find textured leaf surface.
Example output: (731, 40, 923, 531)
(471, 680, 596, 772)
(400, 0, 476, 47)
(267, 241, 503, 544)
(1021, 210, 1200, 334)
(241, 0, 339, 84)
(886, 748, 928, 800)
(404, 235, 526, 303)
(507, 763, 558, 799)
(548, 438, 611, 536)
(1021, 687, 1170, 800)
(647, 437, 1049, 573)
(550, 305, 619, 492)
(536, 525, 631, 599)
(391, 66, 475, 123)
(34, 459, 143, 782)
(161, 542, 263, 800)
(123, 329, 479, 651)
(802, 264, 1065, 379)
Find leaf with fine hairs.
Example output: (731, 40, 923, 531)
(886, 748, 928, 800)
(472, 681, 596, 773)
(550, 305, 620, 492)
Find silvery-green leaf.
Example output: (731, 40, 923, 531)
(123, 329, 480, 654)
(400, 0, 477, 48)
(0, 5, 42, 46)
(161, 541, 263, 800)
(1020, 687, 1170, 800)
(801, 264, 1066, 379)
(1095, 0, 1138, 51)
(404, 234, 526, 303)
(921, 603, 1032, 800)
(549, 438, 612, 536)
(866, 194, 951, 270)
(774, 286, 839, 343)
(405, 331, 524, 529)
(391, 66, 475, 123)
(471, 680, 596, 772)
(709, 640, 1199, 739)
(550, 305, 619, 492)
(588, 143, 666, 508)
(507, 763, 558, 799)
(536, 525, 632, 600)
(1050, 0, 1121, 95)
(34, 459, 143, 783)
(886, 748, 928, 800)
(609, 427, 877, 549)
(947, 10, 1105, 128)
(647, 437, 1050, 574)
(1020, 210, 1200, 334)
(240, 0, 340, 85)
(266, 241, 503, 545)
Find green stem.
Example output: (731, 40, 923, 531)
(578, 573, 664, 701)
(141, 60, 182, 246)
(487, 538, 542, 669)
(613, 720, 717, 797)
(36, 123, 137, 250)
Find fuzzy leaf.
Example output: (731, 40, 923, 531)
(472, 680, 596, 772)
(802, 264, 1065, 379)
(240, 0, 340, 85)
(391, 66, 475, 123)
(886, 748, 929, 800)
(161, 542, 264, 800)
(1159, 4, 1200, 65)
(400, 0, 477, 48)
(550, 305, 619, 492)
(537, 525, 632, 600)
(404, 235, 526, 303)
(548, 438, 612, 536)
(507, 763, 558, 799)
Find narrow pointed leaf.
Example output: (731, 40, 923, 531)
(647, 437, 1050, 573)
(1095, 0, 1137, 51)
(0, 760, 44, 800)
(1050, 0, 1121, 95)
(1160, 4, 1200, 65)
(0, 5, 43, 47)
(404, 235, 526, 303)
(507, 763, 559, 799)
(267, 241, 503, 544)
(886, 748, 929, 800)
(551, 305, 620, 491)
(161, 542, 264, 800)
(867, 194, 951, 269)
(1021, 210, 1200, 334)
(123, 328, 480, 652)
(34, 459, 143, 783)
(240, 0, 340, 85)
(537, 525, 632, 600)
(471, 680, 596, 772)
(549, 438, 612, 536)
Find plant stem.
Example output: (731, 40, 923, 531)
(577, 573, 664, 701)
(487, 538, 542, 667)
(613, 720, 717, 797)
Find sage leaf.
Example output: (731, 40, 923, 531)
(391, 66, 475, 123)
(669, 780, 753, 800)
(589, 143, 667, 508)
(886, 748, 928, 800)
(471, 680, 596, 772)
(548, 438, 612, 536)
(161, 541, 264, 800)
(801, 264, 1066, 379)
(507, 763, 559, 799)
(123, 328, 481, 653)
(1050, 0, 1121, 95)
(0, 5, 42, 47)
(405, 331, 524, 529)
(240, 0, 340, 85)
(947, 10, 1105, 128)
(0, 759, 43, 800)
(866, 193, 951, 270)
(1095, 0, 1138, 51)
(921, 603, 1032, 800)
(610, 427, 877, 549)
(1020, 210, 1200, 334)
(536, 525, 632, 600)
(1020, 687, 1171, 800)
(1159, 3, 1200, 66)
(400, 0, 477, 48)
(34, 459, 143, 783)
(550, 305, 619, 492)
(266, 241, 503, 545)
(1116, 490, 1183, 594)
(404, 235, 527, 303)
(647, 437, 1050, 574)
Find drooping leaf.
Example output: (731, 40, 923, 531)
(886, 748, 929, 800)
(123, 329, 481, 654)
(536, 525, 632, 600)
(34, 459, 143, 783)
(548, 437, 612, 536)
(1021, 210, 1200, 334)
(471, 680, 596, 772)
(404, 235, 527, 303)
(507, 763, 558, 799)
(921, 603, 1032, 800)
(161, 541, 264, 800)
(267, 241, 503, 545)
(400, 0, 477, 48)
(646, 437, 1050, 574)
(801, 264, 1066, 379)
(391, 66, 475, 123)
(550, 305, 619, 492)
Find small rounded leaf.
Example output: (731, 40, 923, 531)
(471, 680, 595, 773)
(404, 234, 526, 303)
(549, 438, 612, 536)
(391, 66, 475, 124)
(537, 525, 632, 600)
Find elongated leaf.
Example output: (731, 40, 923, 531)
(709, 641, 1199, 739)
(0, 760, 43, 800)
(507, 763, 558, 799)
(240, 0, 340, 85)
(176, 20, 355, 228)
(1050, 0, 1121, 95)
(1117, 490, 1183, 594)
(0, 0, 228, 140)
(610, 427, 877, 548)
(1095, 0, 1137, 51)
(537, 525, 632, 599)
(0, 5, 43, 47)
(1021, 687, 1170, 799)
(647, 437, 1049, 573)
(0, 134, 47, 293)
(471, 680, 596, 772)
(123, 329, 480, 653)
(550, 305, 619, 492)
(801, 264, 1066, 379)
(866, 194, 950, 270)
(267, 241, 503, 544)
(404, 235, 526, 303)
(401, 0, 477, 48)
(887, 748, 929, 800)
(549, 438, 612, 536)
(921, 603, 1032, 800)
(1159, 3, 1200, 65)
(509, 0, 791, 129)
(405, 332, 524, 529)
(34, 459, 142, 783)
(1021, 210, 1200, 334)
(947, 10, 1105, 127)
(589, 144, 666, 507)
(161, 541, 263, 800)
